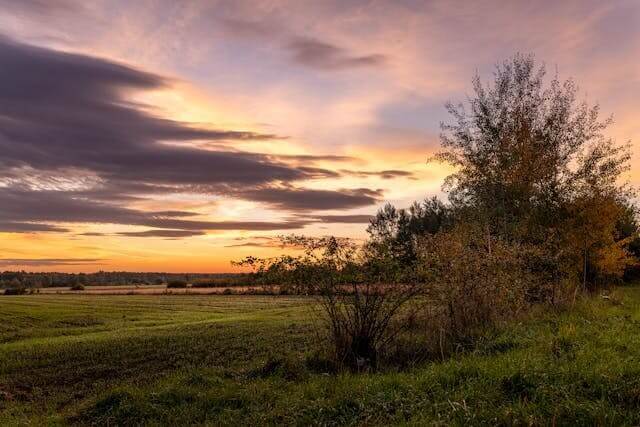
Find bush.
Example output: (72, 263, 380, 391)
(236, 235, 424, 371)
(4, 287, 28, 295)
(317, 282, 423, 371)
(190, 281, 220, 288)
(166, 280, 187, 289)
(418, 224, 529, 349)
(191, 276, 252, 288)
(70, 283, 85, 291)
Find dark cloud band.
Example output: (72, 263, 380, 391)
(0, 35, 384, 236)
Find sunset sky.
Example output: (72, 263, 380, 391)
(0, 0, 638, 272)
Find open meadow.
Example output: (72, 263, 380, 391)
(2, 287, 640, 426)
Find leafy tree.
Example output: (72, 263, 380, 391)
(564, 193, 635, 293)
(613, 202, 640, 281)
(366, 197, 453, 268)
(436, 54, 630, 239)
(435, 53, 633, 289)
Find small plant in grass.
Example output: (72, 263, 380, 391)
(70, 283, 85, 291)
(249, 355, 308, 381)
(501, 372, 536, 401)
(304, 350, 338, 374)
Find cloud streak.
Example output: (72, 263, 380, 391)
(239, 187, 383, 211)
(0, 258, 104, 267)
(221, 18, 386, 71)
(287, 37, 386, 70)
(117, 230, 206, 238)
(311, 214, 373, 224)
(0, 188, 312, 233)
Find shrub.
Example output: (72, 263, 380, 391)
(70, 283, 85, 291)
(418, 224, 529, 349)
(166, 280, 188, 289)
(4, 287, 28, 295)
(317, 282, 423, 371)
(190, 281, 219, 288)
(237, 235, 424, 371)
(191, 276, 252, 288)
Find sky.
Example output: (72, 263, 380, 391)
(0, 0, 638, 272)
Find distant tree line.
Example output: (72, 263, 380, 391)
(236, 54, 640, 371)
(0, 271, 247, 289)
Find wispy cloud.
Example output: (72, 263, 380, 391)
(238, 187, 383, 211)
(287, 36, 386, 71)
(221, 18, 386, 71)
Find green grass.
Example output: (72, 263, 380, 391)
(2, 288, 640, 425)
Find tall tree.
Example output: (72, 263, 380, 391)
(435, 54, 633, 288)
(436, 54, 630, 240)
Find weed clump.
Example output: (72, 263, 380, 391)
(304, 350, 338, 374)
(249, 356, 308, 381)
(501, 372, 536, 401)
(550, 336, 577, 360)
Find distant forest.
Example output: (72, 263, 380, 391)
(0, 271, 246, 288)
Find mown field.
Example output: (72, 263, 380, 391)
(2, 288, 640, 426)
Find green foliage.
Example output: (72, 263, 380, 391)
(0, 271, 248, 288)
(249, 355, 308, 381)
(366, 197, 453, 268)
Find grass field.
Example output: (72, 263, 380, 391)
(2, 288, 640, 425)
